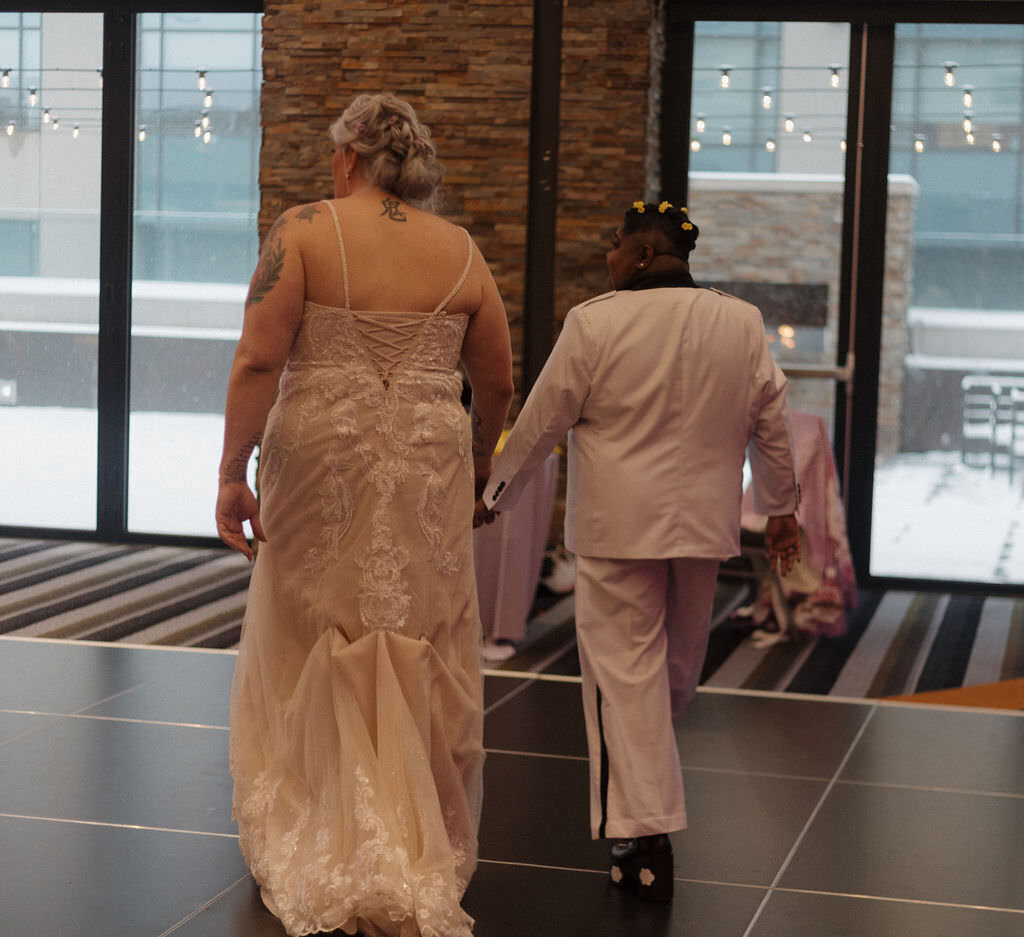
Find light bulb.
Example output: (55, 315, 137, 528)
(28, 88, 36, 107)
(137, 125, 146, 142)
(719, 67, 731, 89)
(913, 135, 925, 153)
(761, 88, 773, 109)
(966, 132, 976, 145)
(695, 114, 705, 134)
(72, 125, 79, 139)
(52, 117, 59, 130)
(194, 121, 202, 138)
(690, 139, 701, 152)
(962, 113, 973, 134)
(992, 135, 1002, 153)
(943, 61, 958, 87)
(802, 130, 813, 143)
(203, 129, 212, 144)
(4, 121, 13, 137)
(722, 128, 732, 146)
(42, 108, 50, 124)
(1, 70, 9, 89)
(841, 139, 847, 152)
(765, 137, 776, 152)
(201, 111, 210, 129)
(784, 115, 795, 133)
(197, 70, 207, 91)
(962, 86, 974, 108)
(829, 66, 841, 88)
(203, 90, 213, 108)
(97, 68, 103, 88)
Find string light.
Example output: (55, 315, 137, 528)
(695, 114, 706, 134)
(28, 88, 37, 107)
(765, 137, 777, 152)
(992, 134, 1002, 152)
(4, 121, 13, 137)
(761, 87, 773, 109)
(914, 134, 925, 153)
(197, 70, 207, 91)
(97, 68, 103, 88)
(690, 139, 701, 152)
(42, 108, 50, 124)
(201, 111, 211, 130)
(72, 125, 79, 139)
(137, 125, 147, 142)
(52, 117, 59, 130)
(943, 61, 958, 87)
(966, 131, 976, 145)
(203, 90, 213, 108)
(962, 85, 974, 108)
(1, 69, 9, 89)
(202, 129, 212, 144)
(719, 66, 731, 89)
(722, 128, 732, 146)
(783, 115, 796, 133)
(962, 113, 974, 134)
(802, 129, 813, 143)
(841, 139, 847, 152)
(829, 65, 841, 88)
(194, 120, 202, 138)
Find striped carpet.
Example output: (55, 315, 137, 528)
(4, 537, 1024, 701)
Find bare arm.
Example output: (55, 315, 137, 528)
(460, 243, 515, 499)
(216, 208, 306, 558)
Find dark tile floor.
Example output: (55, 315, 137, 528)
(2, 636, 1024, 937)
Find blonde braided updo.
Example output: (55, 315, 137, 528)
(329, 93, 444, 211)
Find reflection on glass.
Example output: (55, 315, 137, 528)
(689, 22, 851, 432)
(0, 13, 101, 528)
(128, 12, 262, 536)
(873, 25, 1024, 583)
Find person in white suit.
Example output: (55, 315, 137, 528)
(479, 200, 801, 902)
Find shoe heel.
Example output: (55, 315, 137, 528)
(634, 849, 673, 902)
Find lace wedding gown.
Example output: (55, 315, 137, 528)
(230, 201, 483, 937)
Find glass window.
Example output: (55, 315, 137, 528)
(872, 25, 1024, 583)
(0, 12, 102, 529)
(689, 22, 851, 433)
(127, 12, 261, 536)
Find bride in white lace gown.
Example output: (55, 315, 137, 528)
(215, 93, 514, 937)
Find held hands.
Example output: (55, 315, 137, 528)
(473, 461, 499, 529)
(765, 514, 800, 577)
(215, 480, 267, 561)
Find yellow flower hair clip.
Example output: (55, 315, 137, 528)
(632, 200, 646, 213)
(681, 207, 688, 214)
(657, 201, 672, 213)
(682, 221, 694, 231)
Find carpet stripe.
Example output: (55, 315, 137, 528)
(865, 593, 944, 698)
(963, 597, 1014, 687)
(1003, 600, 1024, 681)
(741, 639, 810, 691)
(124, 593, 248, 646)
(829, 591, 915, 697)
(784, 588, 885, 695)
(914, 594, 985, 693)
(0, 545, 139, 595)
(0, 539, 61, 563)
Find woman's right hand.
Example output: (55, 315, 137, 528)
(215, 481, 267, 561)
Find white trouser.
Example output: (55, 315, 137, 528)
(575, 555, 720, 840)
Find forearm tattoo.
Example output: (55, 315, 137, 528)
(221, 433, 262, 483)
(471, 406, 487, 458)
(380, 198, 407, 222)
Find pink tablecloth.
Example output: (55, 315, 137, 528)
(473, 452, 560, 643)
(740, 410, 857, 637)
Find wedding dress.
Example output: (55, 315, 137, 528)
(230, 201, 482, 937)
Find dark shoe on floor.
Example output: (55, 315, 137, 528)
(608, 833, 674, 902)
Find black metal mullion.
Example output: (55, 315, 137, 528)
(96, 12, 135, 538)
(843, 23, 895, 583)
(660, 14, 692, 206)
(522, 0, 564, 396)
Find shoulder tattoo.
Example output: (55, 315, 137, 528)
(296, 204, 320, 223)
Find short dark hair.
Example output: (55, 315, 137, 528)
(622, 201, 699, 259)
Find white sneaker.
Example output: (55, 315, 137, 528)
(481, 640, 517, 661)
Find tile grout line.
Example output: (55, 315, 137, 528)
(739, 703, 879, 937)
(155, 872, 253, 937)
(0, 811, 238, 839)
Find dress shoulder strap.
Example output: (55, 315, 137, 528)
(431, 227, 474, 316)
(324, 200, 351, 310)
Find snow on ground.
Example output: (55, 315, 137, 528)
(2, 407, 1023, 584)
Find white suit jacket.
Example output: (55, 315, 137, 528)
(482, 282, 799, 560)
